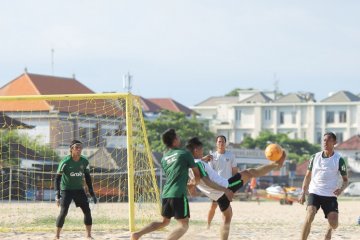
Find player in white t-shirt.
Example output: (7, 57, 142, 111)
(206, 135, 239, 229)
(186, 137, 286, 240)
(299, 132, 348, 240)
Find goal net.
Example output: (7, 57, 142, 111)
(0, 93, 160, 232)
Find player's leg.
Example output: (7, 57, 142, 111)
(301, 194, 320, 240)
(76, 190, 93, 239)
(55, 190, 73, 239)
(207, 201, 218, 229)
(322, 196, 339, 240)
(167, 217, 189, 240)
(131, 217, 171, 240)
(167, 196, 191, 239)
(131, 197, 173, 240)
(241, 154, 285, 184)
(217, 194, 232, 240)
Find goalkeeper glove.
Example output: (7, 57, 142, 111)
(89, 189, 97, 204)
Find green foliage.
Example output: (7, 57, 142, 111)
(225, 88, 254, 97)
(0, 130, 60, 167)
(145, 110, 215, 153)
(240, 131, 320, 163)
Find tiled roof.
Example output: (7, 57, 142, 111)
(336, 135, 360, 150)
(0, 112, 34, 129)
(140, 97, 162, 112)
(148, 98, 195, 115)
(321, 91, 360, 103)
(7, 143, 48, 160)
(276, 93, 309, 103)
(239, 92, 273, 103)
(296, 160, 309, 176)
(194, 96, 238, 107)
(0, 73, 123, 117)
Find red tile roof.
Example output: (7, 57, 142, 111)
(0, 73, 122, 117)
(140, 97, 162, 112)
(296, 160, 309, 176)
(336, 135, 360, 150)
(147, 98, 194, 115)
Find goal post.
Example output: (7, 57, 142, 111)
(0, 93, 161, 232)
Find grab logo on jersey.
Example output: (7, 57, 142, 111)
(70, 172, 83, 177)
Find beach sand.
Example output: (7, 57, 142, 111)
(0, 199, 359, 239)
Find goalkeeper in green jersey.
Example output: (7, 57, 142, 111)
(54, 140, 97, 240)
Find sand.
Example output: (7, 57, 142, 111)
(0, 199, 359, 239)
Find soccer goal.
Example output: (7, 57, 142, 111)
(0, 93, 160, 232)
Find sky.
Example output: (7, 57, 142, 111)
(1, 1, 360, 106)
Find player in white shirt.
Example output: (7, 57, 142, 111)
(207, 135, 239, 229)
(299, 132, 348, 240)
(186, 137, 286, 240)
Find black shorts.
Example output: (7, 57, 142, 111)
(217, 173, 243, 212)
(162, 196, 190, 219)
(60, 189, 89, 208)
(307, 193, 338, 218)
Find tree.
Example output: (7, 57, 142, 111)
(0, 130, 60, 167)
(145, 110, 215, 153)
(225, 88, 254, 96)
(240, 131, 320, 163)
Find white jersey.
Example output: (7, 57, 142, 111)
(209, 150, 237, 179)
(190, 159, 229, 201)
(308, 151, 347, 197)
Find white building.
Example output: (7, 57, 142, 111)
(191, 90, 360, 144)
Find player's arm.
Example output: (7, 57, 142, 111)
(240, 151, 286, 184)
(231, 166, 239, 176)
(230, 153, 239, 175)
(299, 170, 311, 205)
(85, 171, 97, 204)
(334, 158, 348, 196)
(55, 173, 62, 207)
(191, 166, 201, 185)
(201, 176, 234, 201)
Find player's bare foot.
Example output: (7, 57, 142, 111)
(274, 152, 286, 169)
(324, 228, 332, 240)
(131, 232, 140, 240)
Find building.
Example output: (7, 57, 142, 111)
(0, 72, 125, 156)
(140, 97, 195, 120)
(336, 135, 360, 182)
(191, 89, 360, 144)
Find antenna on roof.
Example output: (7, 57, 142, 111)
(123, 72, 133, 93)
(273, 73, 279, 100)
(24, 67, 28, 73)
(51, 48, 55, 75)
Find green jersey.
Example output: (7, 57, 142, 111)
(57, 155, 90, 190)
(161, 148, 196, 198)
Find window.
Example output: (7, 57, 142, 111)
(336, 132, 343, 143)
(264, 109, 271, 121)
(326, 111, 334, 123)
(339, 111, 347, 123)
(235, 109, 241, 121)
(79, 127, 87, 139)
(316, 132, 322, 144)
(243, 133, 250, 138)
(291, 112, 296, 124)
(279, 112, 284, 124)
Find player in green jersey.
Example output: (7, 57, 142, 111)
(54, 140, 97, 240)
(131, 129, 201, 240)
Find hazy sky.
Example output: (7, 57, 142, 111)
(1, 1, 360, 106)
